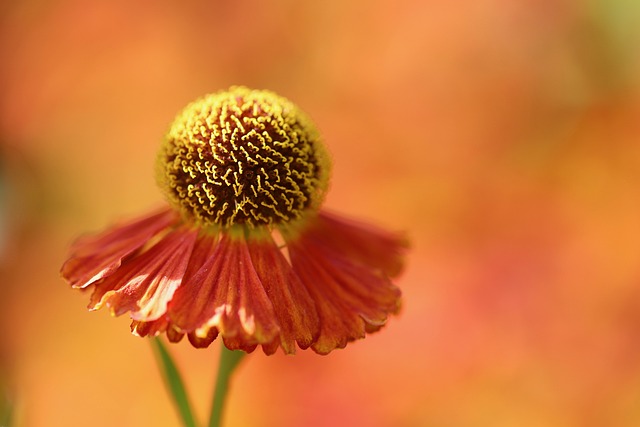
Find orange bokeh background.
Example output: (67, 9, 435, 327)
(2, 1, 640, 426)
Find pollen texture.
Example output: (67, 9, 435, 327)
(156, 87, 331, 229)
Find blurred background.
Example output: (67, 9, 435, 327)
(2, 0, 640, 426)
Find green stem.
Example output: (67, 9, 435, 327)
(151, 338, 197, 427)
(208, 344, 247, 427)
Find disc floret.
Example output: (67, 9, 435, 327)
(156, 87, 331, 233)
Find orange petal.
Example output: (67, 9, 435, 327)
(132, 316, 187, 342)
(288, 246, 365, 354)
(61, 208, 177, 288)
(182, 231, 219, 284)
(166, 233, 219, 331)
(222, 334, 258, 353)
(187, 328, 218, 348)
(306, 211, 409, 278)
(260, 338, 280, 355)
(166, 324, 184, 343)
(288, 229, 402, 355)
(248, 239, 319, 355)
(169, 234, 280, 346)
(131, 315, 169, 337)
(89, 227, 198, 321)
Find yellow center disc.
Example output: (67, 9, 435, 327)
(156, 86, 331, 230)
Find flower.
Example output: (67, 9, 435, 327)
(61, 86, 407, 355)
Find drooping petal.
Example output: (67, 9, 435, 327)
(222, 334, 258, 353)
(61, 209, 177, 288)
(288, 247, 365, 354)
(287, 219, 402, 355)
(182, 231, 219, 284)
(187, 329, 218, 348)
(304, 211, 409, 278)
(131, 315, 169, 338)
(247, 239, 319, 355)
(89, 227, 198, 321)
(169, 234, 280, 347)
(166, 324, 185, 343)
(165, 233, 220, 347)
(131, 316, 187, 344)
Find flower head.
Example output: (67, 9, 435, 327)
(156, 87, 330, 232)
(61, 86, 407, 354)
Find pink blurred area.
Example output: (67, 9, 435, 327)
(2, 0, 640, 426)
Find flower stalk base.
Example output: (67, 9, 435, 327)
(209, 345, 246, 427)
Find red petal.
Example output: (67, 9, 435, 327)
(247, 239, 319, 355)
(187, 328, 219, 348)
(166, 324, 184, 343)
(89, 227, 198, 321)
(131, 316, 169, 337)
(61, 209, 177, 288)
(305, 211, 409, 278)
(288, 248, 365, 354)
(182, 231, 219, 284)
(288, 226, 402, 355)
(222, 334, 257, 353)
(260, 338, 280, 355)
(132, 316, 188, 342)
(169, 234, 280, 346)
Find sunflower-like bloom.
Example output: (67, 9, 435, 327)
(61, 87, 407, 354)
